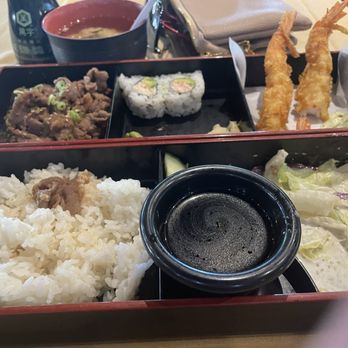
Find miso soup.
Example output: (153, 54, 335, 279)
(65, 26, 122, 39)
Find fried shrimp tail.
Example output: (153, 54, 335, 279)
(296, 115, 311, 130)
(295, 0, 348, 124)
(257, 11, 299, 131)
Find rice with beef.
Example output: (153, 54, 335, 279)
(0, 163, 152, 306)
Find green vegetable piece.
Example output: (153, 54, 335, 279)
(175, 77, 195, 87)
(68, 109, 81, 123)
(55, 79, 67, 93)
(164, 153, 187, 177)
(133, 77, 157, 96)
(142, 77, 156, 89)
(48, 94, 56, 106)
(124, 131, 143, 138)
(227, 121, 241, 133)
(208, 121, 240, 134)
(332, 207, 348, 227)
(322, 112, 348, 129)
(299, 238, 328, 260)
(208, 124, 228, 134)
(55, 101, 66, 111)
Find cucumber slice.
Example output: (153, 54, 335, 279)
(124, 131, 143, 138)
(164, 153, 186, 177)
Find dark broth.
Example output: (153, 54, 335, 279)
(162, 193, 270, 273)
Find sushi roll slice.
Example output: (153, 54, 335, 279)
(118, 74, 165, 119)
(163, 70, 205, 117)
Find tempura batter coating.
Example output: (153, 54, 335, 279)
(295, 0, 348, 125)
(257, 12, 299, 131)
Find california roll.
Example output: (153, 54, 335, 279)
(118, 74, 165, 119)
(118, 70, 205, 119)
(163, 71, 205, 117)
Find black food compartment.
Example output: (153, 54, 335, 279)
(0, 144, 160, 186)
(0, 145, 162, 303)
(245, 52, 338, 88)
(108, 57, 255, 138)
(244, 52, 344, 132)
(159, 133, 348, 295)
(159, 258, 317, 299)
(0, 134, 347, 345)
(0, 62, 118, 143)
(3, 133, 346, 307)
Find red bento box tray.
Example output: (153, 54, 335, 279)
(0, 51, 344, 150)
(0, 131, 347, 345)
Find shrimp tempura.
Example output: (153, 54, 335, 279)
(257, 12, 299, 131)
(295, 0, 348, 128)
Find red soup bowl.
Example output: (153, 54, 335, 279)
(42, 0, 147, 63)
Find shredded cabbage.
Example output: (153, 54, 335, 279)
(299, 238, 329, 260)
(264, 150, 348, 291)
(322, 112, 348, 129)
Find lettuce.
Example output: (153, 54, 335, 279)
(264, 149, 288, 183)
(287, 190, 340, 217)
(297, 224, 348, 291)
(299, 238, 329, 260)
(322, 112, 348, 129)
(264, 150, 348, 291)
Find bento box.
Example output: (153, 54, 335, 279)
(0, 52, 347, 149)
(0, 131, 347, 345)
(0, 56, 254, 146)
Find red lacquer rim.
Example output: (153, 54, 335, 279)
(0, 291, 347, 316)
(0, 130, 347, 152)
(1, 50, 338, 70)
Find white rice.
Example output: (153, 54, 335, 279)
(0, 163, 153, 306)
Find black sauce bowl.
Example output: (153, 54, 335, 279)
(140, 165, 301, 294)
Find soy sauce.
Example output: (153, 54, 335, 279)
(163, 193, 270, 273)
(8, 0, 58, 64)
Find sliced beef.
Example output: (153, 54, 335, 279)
(25, 107, 50, 136)
(86, 67, 109, 92)
(32, 176, 82, 215)
(73, 117, 97, 139)
(49, 114, 74, 140)
(87, 110, 111, 123)
(62, 83, 81, 103)
(5, 68, 112, 142)
(82, 93, 111, 114)
(6, 93, 31, 128)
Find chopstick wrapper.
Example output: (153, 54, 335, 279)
(334, 45, 348, 108)
(131, 0, 156, 30)
(229, 38, 246, 89)
(170, 0, 312, 54)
